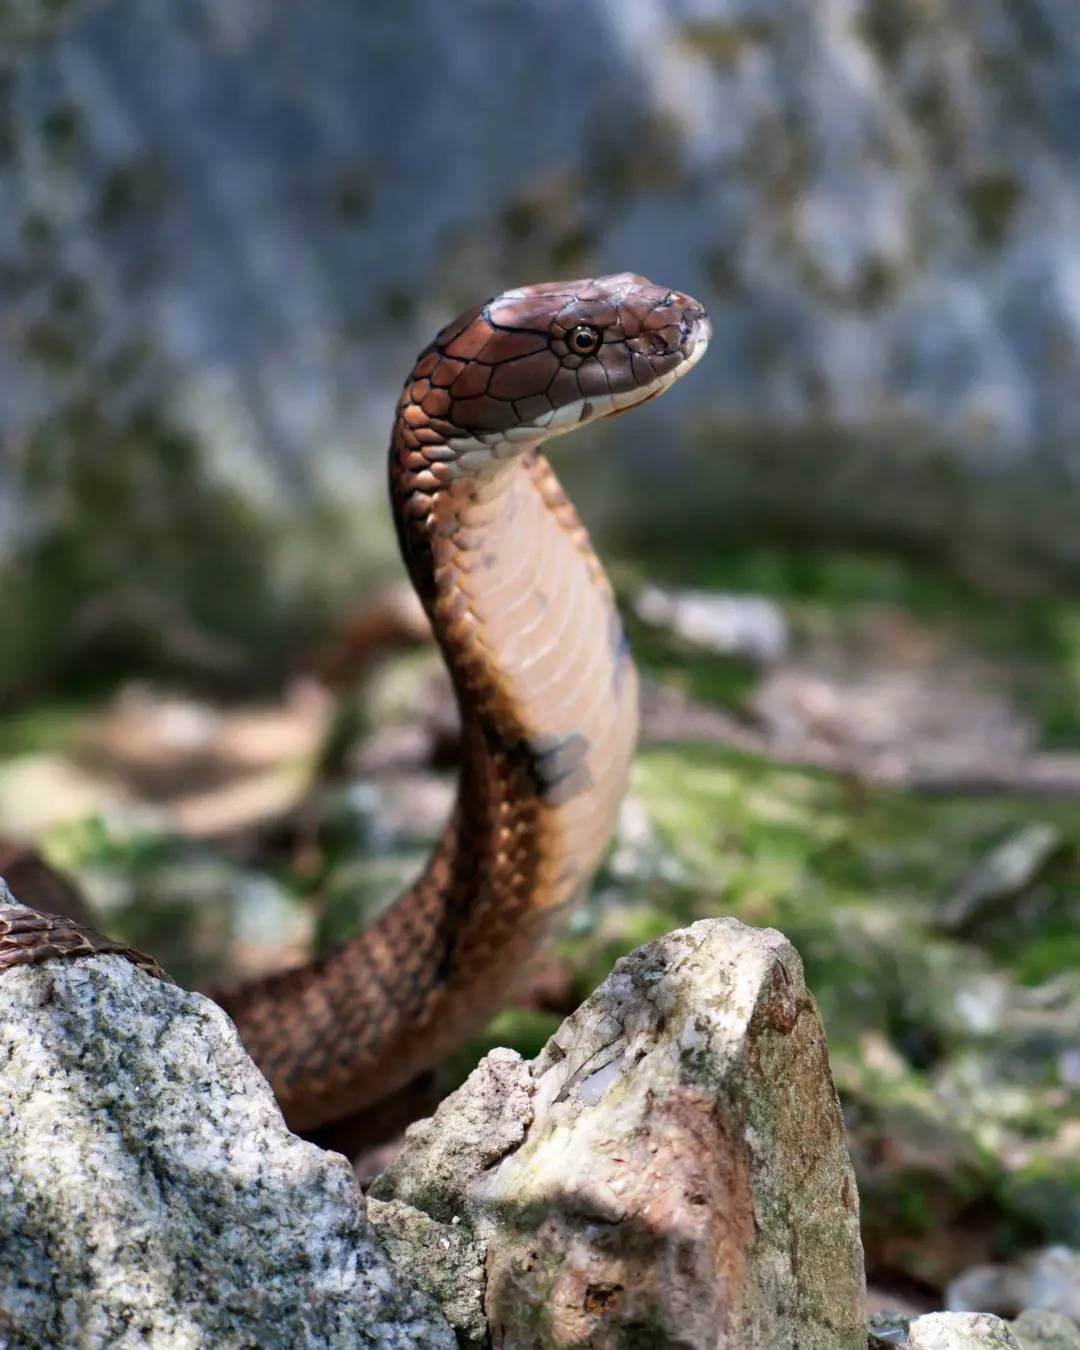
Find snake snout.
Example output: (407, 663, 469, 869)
(674, 302, 711, 373)
(676, 299, 710, 347)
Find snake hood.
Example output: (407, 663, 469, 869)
(398, 272, 711, 461)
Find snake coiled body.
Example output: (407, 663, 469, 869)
(0, 275, 709, 1132)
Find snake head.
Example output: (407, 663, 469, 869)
(399, 273, 710, 458)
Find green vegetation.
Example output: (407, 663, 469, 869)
(616, 542, 1080, 748)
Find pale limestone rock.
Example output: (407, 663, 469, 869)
(908, 1311, 1023, 1348)
(0, 882, 453, 1350)
(370, 917, 866, 1349)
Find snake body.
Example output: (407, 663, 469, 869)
(0, 274, 709, 1132)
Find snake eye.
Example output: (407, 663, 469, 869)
(567, 324, 602, 355)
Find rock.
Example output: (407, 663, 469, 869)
(0, 881, 454, 1349)
(634, 586, 789, 663)
(948, 1248, 1080, 1322)
(1011, 1309, 1080, 1350)
(868, 1311, 915, 1346)
(907, 1312, 1022, 1347)
(366, 1046, 535, 1346)
(369, 917, 866, 1349)
(867, 1308, 1080, 1349)
(363, 1195, 489, 1345)
(940, 825, 1065, 935)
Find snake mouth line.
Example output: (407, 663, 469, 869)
(431, 320, 711, 466)
(547, 319, 712, 432)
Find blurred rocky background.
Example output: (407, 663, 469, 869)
(3, 0, 1080, 1327)
(6, 0, 1080, 695)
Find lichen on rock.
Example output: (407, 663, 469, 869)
(906, 1311, 1023, 1348)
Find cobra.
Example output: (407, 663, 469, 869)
(0, 274, 710, 1133)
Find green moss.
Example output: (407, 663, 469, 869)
(1, 395, 327, 701)
(0, 70, 15, 166)
(41, 103, 80, 158)
(22, 320, 80, 370)
(378, 284, 418, 325)
(0, 0, 80, 45)
(333, 166, 372, 223)
(964, 173, 1022, 249)
(678, 18, 775, 70)
(1002, 1160, 1080, 1246)
(472, 1009, 562, 1064)
(630, 741, 1080, 960)
(1012, 932, 1080, 986)
(96, 160, 168, 230)
(589, 111, 685, 201)
(1029, 604, 1080, 746)
(0, 702, 92, 756)
(858, 0, 922, 70)
(705, 248, 740, 297)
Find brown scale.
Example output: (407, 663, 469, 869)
(0, 274, 709, 1136)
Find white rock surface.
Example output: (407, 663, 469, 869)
(908, 1312, 1022, 1347)
(635, 585, 789, 662)
(370, 917, 866, 1349)
(0, 881, 453, 1350)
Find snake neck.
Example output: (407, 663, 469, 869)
(218, 421, 639, 1132)
(391, 420, 639, 917)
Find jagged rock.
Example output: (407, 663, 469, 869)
(369, 917, 866, 1349)
(868, 1309, 1080, 1349)
(907, 1312, 1022, 1347)
(0, 881, 454, 1349)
